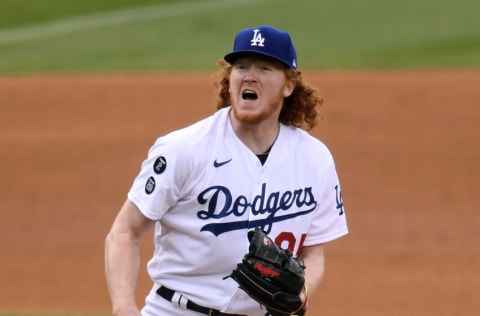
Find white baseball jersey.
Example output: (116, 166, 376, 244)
(128, 107, 348, 315)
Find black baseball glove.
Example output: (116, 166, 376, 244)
(228, 228, 307, 316)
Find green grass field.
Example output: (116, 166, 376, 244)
(0, 0, 479, 74)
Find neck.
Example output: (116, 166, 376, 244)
(229, 110, 280, 154)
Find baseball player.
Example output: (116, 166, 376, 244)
(105, 25, 348, 316)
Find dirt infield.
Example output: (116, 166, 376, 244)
(1, 71, 479, 315)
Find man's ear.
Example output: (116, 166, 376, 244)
(283, 77, 296, 98)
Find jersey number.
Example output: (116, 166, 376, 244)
(275, 232, 307, 257)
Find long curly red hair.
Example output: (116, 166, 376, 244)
(214, 60, 323, 130)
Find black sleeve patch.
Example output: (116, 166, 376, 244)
(153, 156, 167, 174)
(145, 176, 156, 194)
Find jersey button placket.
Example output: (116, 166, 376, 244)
(249, 171, 265, 222)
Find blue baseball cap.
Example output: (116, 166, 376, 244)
(224, 25, 297, 69)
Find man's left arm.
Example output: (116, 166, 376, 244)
(297, 243, 326, 300)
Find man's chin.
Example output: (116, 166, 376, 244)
(231, 107, 265, 125)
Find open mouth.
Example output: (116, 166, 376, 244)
(242, 89, 258, 100)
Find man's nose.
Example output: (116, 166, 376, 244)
(243, 68, 258, 82)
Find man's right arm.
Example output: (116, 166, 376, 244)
(105, 199, 154, 316)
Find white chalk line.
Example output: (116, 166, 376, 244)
(0, 0, 272, 45)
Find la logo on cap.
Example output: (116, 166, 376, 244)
(250, 29, 265, 47)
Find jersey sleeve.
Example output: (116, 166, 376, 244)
(304, 159, 348, 245)
(127, 134, 192, 220)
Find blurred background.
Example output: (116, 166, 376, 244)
(0, 0, 479, 74)
(0, 0, 479, 315)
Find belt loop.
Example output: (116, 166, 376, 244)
(171, 291, 188, 310)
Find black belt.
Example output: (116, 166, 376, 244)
(156, 286, 247, 316)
